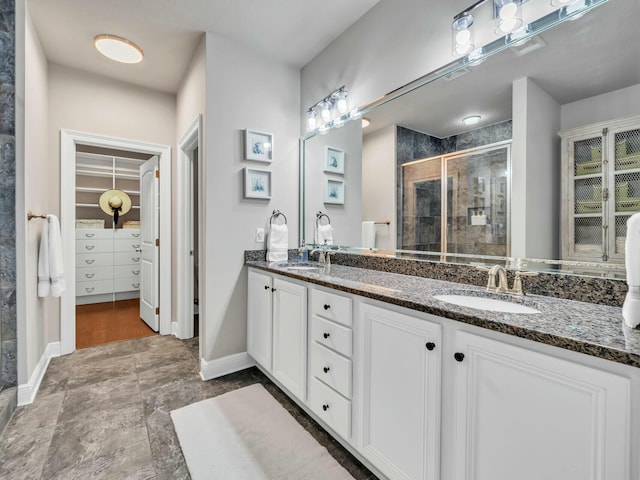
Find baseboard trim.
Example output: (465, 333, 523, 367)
(199, 352, 255, 381)
(17, 342, 61, 406)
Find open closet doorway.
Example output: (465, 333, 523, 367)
(60, 130, 172, 355)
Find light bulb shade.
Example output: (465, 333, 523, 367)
(550, 0, 580, 6)
(306, 109, 317, 131)
(94, 34, 143, 64)
(320, 100, 333, 123)
(452, 14, 475, 57)
(335, 89, 349, 115)
(494, 0, 523, 34)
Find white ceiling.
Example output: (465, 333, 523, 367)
(365, 0, 640, 138)
(28, 0, 381, 93)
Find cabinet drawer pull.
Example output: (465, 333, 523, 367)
(426, 342, 436, 351)
(322, 404, 330, 411)
(264, 285, 270, 290)
(85, 287, 94, 293)
(85, 259, 95, 264)
(323, 332, 331, 339)
(132, 270, 140, 275)
(132, 233, 140, 237)
(323, 304, 331, 310)
(132, 283, 140, 288)
(84, 233, 95, 238)
(132, 244, 140, 249)
(85, 245, 95, 250)
(454, 352, 465, 362)
(323, 366, 330, 373)
(272, 287, 276, 292)
(85, 273, 94, 279)
(132, 257, 140, 262)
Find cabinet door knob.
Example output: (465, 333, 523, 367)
(323, 304, 330, 310)
(323, 332, 330, 339)
(426, 342, 436, 351)
(264, 285, 269, 290)
(322, 404, 329, 411)
(271, 288, 276, 292)
(454, 352, 465, 362)
(323, 366, 330, 373)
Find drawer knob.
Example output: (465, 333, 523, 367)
(85, 245, 94, 250)
(132, 283, 140, 288)
(132, 257, 140, 262)
(322, 404, 330, 411)
(86, 287, 94, 293)
(135, 249, 142, 253)
(454, 352, 465, 362)
(323, 332, 330, 339)
(132, 233, 140, 238)
(426, 342, 436, 351)
(272, 288, 276, 292)
(264, 285, 269, 290)
(85, 260, 94, 264)
(132, 270, 140, 275)
(85, 233, 95, 238)
(323, 366, 330, 373)
(132, 245, 140, 249)
(86, 274, 94, 279)
(323, 304, 330, 310)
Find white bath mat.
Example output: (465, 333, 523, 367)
(170, 383, 355, 480)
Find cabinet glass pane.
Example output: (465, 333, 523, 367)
(574, 177, 602, 214)
(614, 128, 640, 171)
(614, 172, 640, 213)
(615, 215, 630, 255)
(574, 217, 602, 251)
(573, 137, 602, 176)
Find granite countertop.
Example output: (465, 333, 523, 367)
(246, 260, 640, 368)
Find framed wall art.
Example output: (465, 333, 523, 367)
(244, 167, 272, 199)
(244, 129, 273, 162)
(324, 146, 345, 174)
(324, 178, 345, 204)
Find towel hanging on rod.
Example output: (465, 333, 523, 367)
(27, 210, 48, 221)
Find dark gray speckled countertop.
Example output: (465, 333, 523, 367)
(246, 260, 640, 368)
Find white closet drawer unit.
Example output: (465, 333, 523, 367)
(76, 253, 113, 268)
(76, 279, 113, 297)
(76, 239, 113, 253)
(114, 265, 140, 279)
(114, 279, 141, 292)
(311, 289, 353, 327)
(309, 377, 351, 440)
(114, 229, 141, 239)
(75, 229, 113, 240)
(114, 238, 142, 253)
(114, 252, 141, 266)
(76, 266, 113, 282)
(310, 343, 352, 398)
(311, 315, 353, 358)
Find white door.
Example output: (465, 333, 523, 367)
(359, 303, 442, 480)
(140, 156, 159, 331)
(247, 269, 273, 370)
(453, 331, 630, 480)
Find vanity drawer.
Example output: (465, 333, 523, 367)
(75, 229, 113, 240)
(76, 266, 113, 282)
(309, 377, 351, 440)
(310, 343, 352, 399)
(114, 252, 141, 265)
(311, 315, 352, 358)
(76, 279, 113, 297)
(311, 288, 352, 327)
(114, 229, 141, 239)
(114, 265, 140, 279)
(114, 278, 141, 292)
(114, 238, 142, 253)
(76, 239, 113, 253)
(76, 253, 112, 268)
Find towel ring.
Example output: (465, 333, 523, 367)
(316, 211, 331, 226)
(270, 209, 287, 225)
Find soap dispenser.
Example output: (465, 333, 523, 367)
(623, 213, 640, 328)
(298, 242, 308, 263)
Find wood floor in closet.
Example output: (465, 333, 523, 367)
(76, 299, 156, 349)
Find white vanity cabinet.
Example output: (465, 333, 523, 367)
(358, 303, 442, 480)
(452, 331, 631, 480)
(247, 269, 308, 400)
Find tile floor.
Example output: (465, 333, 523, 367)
(0, 335, 377, 480)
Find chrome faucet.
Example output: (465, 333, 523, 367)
(310, 248, 326, 264)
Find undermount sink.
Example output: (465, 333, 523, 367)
(433, 294, 541, 314)
(275, 262, 322, 271)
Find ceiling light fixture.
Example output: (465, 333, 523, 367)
(94, 34, 144, 64)
(462, 115, 482, 126)
(362, 118, 371, 128)
(305, 86, 351, 132)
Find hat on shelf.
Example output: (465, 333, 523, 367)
(99, 189, 132, 225)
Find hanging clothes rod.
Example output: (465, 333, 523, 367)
(374, 220, 390, 225)
(27, 210, 47, 221)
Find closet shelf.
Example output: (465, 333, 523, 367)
(76, 187, 140, 195)
(76, 169, 139, 180)
(76, 203, 140, 210)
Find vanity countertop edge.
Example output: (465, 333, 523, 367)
(246, 260, 640, 368)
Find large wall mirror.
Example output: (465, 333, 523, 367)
(301, 0, 638, 278)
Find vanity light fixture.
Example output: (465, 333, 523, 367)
(462, 115, 482, 126)
(305, 86, 350, 132)
(494, 0, 523, 34)
(550, 0, 580, 6)
(94, 34, 143, 64)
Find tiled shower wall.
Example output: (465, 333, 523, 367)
(0, 0, 16, 391)
(396, 121, 512, 249)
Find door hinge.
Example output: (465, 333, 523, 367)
(602, 188, 609, 201)
(155, 307, 160, 315)
(155, 170, 160, 179)
(156, 238, 160, 247)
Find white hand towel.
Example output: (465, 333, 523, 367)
(267, 223, 288, 262)
(362, 221, 376, 249)
(37, 217, 50, 297)
(623, 213, 640, 327)
(37, 215, 65, 298)
(315, 224, 334, 245)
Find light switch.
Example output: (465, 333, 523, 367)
(255, 228, 265, 243)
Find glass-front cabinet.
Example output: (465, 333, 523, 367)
(561, 115, 640, 263)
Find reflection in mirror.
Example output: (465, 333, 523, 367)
(301, 0, 638, 278)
